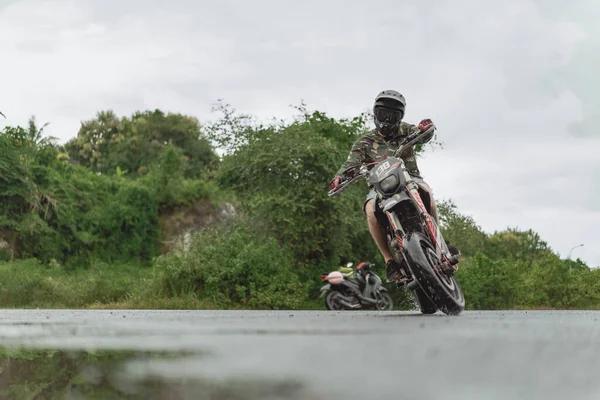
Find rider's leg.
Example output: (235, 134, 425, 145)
(363, 192, 403, 281)
(365, 198, 394, 263)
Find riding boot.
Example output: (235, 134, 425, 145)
(445, 240, 461, 256)
(386, 260, 402, 283)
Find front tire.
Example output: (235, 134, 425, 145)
(413, 287, 438, 314)
(404, 232, 465, 315)
(375, 291, 394, 311)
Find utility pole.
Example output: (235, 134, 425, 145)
(568, 244, 584, 271)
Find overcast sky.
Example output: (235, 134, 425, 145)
(1, 0, 598, 267)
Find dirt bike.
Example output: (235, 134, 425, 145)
(319, 261, 393, 311)
(328, 131, 465, 315)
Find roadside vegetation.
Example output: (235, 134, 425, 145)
(1, 103, 597, 311)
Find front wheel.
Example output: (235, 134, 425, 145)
(375, 291, 394, 311)
(413, 287, 438, 314)
(404, 232, 465, 315)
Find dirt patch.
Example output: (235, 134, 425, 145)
(158, 199, 236, 253)
(0, 228, 17, 261)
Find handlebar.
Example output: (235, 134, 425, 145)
(393, 130, 429, 158)
(328, 131, 426, 198)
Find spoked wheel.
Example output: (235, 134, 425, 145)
(424, 245, 463, 303)
(391, 239, 438, 314)
(404, 232, 465, 315)
(375, 291, 394, 311)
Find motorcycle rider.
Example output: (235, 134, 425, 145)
(329, 90, 459, 282)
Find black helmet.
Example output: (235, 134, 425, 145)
(373, 90, 406, 139)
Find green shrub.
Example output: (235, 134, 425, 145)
(154, 220, 307, 309)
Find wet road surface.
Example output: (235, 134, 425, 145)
(0, 309, 599, 399)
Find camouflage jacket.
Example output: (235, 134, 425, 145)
(336, 122, 423, 179)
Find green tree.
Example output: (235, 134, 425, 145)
(5, 100, 600, 312)
(484, 228, 553, 263)
(1, 121, 166, 266)
(210, 103, 376, 269)
(456, 253, 525, 309)
(64, 109, 219, 179)
(0, 125, 55, 260)
(26, 115, 57, 147)
(437, 199, 488, 258)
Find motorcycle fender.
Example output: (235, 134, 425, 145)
(382, 191, 412, 213)
(319, 284, 331, 297)
(372, 281, 384, 293)
(368, 274, 383, 293)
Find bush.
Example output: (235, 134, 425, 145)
(154, 220, 308, 309)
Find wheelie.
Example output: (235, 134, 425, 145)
(319, 261, 393, 311)
(328, 90, 465, 315)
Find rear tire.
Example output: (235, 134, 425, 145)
(404, 232, 465, 315)
(324, 292, 333, 310)
(325, 291, 343, 310)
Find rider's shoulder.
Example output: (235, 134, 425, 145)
(350, 130, 380, 147)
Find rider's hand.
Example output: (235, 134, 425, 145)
(416, 118, 436, 144)
(418, 118, 435, 132)
(329, 176, 342, 190)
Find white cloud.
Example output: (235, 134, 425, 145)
(0, 0, 598, 266)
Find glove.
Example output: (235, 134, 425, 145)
(416, 118, 436, 144)
(418, 118, 434, 132)
(329, 176, 342, 190)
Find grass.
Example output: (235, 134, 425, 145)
(0, 259, 148, 309)
(0, 259, 312, 310)
(5, 258, 593, 312)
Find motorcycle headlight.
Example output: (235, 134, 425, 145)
(380, 174, 399, 192)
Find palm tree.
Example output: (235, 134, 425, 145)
(27, 115, 58, 146)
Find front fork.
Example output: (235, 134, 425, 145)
(402, 180, 460, 272)
(385, 210, 412, 285)
(384, 190, 458, 284)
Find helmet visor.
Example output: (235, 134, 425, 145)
(375, 107, 403, 125)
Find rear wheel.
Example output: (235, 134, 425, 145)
(325, 291, 346, 310)
(404, 232, 465, 315)
(324, 292, 333, 310)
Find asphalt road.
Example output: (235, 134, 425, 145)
(0, 309, 599, 400)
